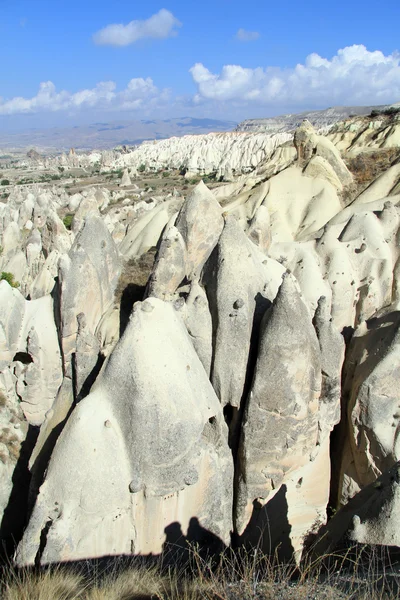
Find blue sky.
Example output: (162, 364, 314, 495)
(1, 0, 399, 129)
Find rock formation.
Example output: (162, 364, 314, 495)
(0, 113, 399, 566)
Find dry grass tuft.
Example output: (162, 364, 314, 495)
(2, 567, 84, 600)
(1, 545, 399, 600)
(345, 148, 400, 187)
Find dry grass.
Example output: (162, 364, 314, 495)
(1, 545, 399, 600)
(345, 148, 400, 187)
(114, 247, 157, 305)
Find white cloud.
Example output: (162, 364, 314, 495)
(2, 45, 399, 121)
(0, 78, 168, 115)
(190, 45, 400, 107)
(93, 9, 181, 47)
(236, 29, 260, 42)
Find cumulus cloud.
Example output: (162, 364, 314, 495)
(236, 29, 260, 42)
(93, 9, 181, 47)
(0, 78, 168, 115)
(190, 45, 400, 107)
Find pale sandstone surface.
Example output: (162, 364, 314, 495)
(0, 113, 398, 564)
(16, 299, 233, 565)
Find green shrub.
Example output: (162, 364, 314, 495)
(162, 171, 170, 178)
(63, 214, 74, 230)
(138, 164, 146, 173)
(1, 272, 19, 288)
(0, 179, 10, 186)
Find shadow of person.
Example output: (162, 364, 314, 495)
(162, 518, 227, 570)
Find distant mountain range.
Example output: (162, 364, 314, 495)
(0, 117, 237, 152)
(2, 103, 399, 154)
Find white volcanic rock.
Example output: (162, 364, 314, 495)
(16, 299, 233, 565)
(0, 188, 73, 299)
(8, 114, 400, 565)
(175, 181, 224, 279)
(314, 461, 400, 552)
(235, 274, 322, 555)
(353, 163, 400, 205)
(204, 216, 284, 410)
(181, 281, 213, 377)
(327, 112, 400, 154)
(113, 131, 292, 175)
(119, 197, 183, 260)
(235, 105, 383, 134)
(0, 372, 28, 536)
(338, 311, 400, 504)
(146, 225, 187, 299)
(58, 214, 121, 373)
(0, 282, 62, 426)
(120, 169, 131, 187)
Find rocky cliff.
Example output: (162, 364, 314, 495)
(1, 112, 400, 566)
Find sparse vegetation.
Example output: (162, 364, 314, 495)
(1, 545, 399, 599)
(138, 163, 146, 172)
(62, 214, 74, 230)
(1, 272, 20, 288)
(16, 178, 35, 185)
(345, 148, 400, 187)
(370, 106, 400, 118)
(202, 171, 218, 184)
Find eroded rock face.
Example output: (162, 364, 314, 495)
(16, 299, 233, 565)
(175, 180, 224, 279)
(6, 116, 400, 565)
(235, 274, 322, 553)
(204, 216, 284, 411)
(58, 214, 121, 372)
(0, 282, 62, 427)
(338, 311, 400, 505)
(314, 461, 400, 554)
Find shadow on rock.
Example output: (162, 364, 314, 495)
(235, 484, 295, 562)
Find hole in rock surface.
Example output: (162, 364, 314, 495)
(13, 352, 33, 364)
